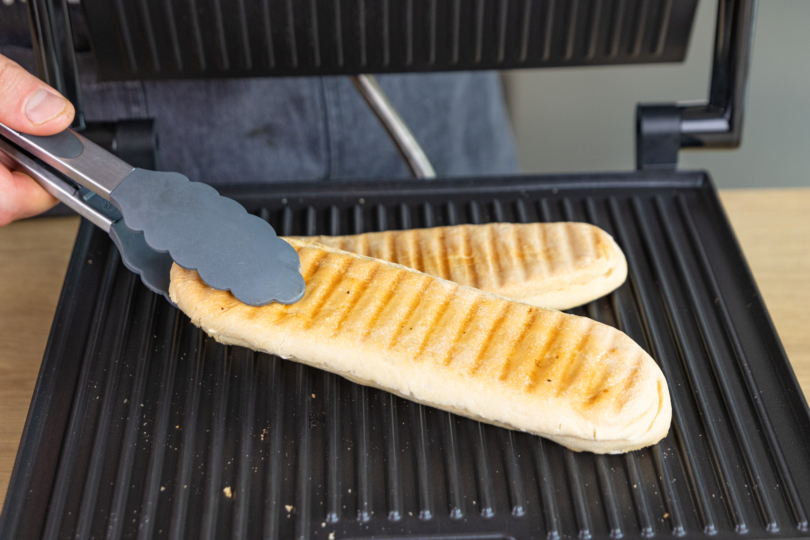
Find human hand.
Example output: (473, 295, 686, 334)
(0, 53, 75, 226)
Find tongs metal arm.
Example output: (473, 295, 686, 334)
(0, 122, 133, 200)
(0, 136, 116, 232)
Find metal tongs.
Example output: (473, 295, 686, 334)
(0, 122, 305, 306)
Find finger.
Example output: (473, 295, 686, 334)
(0, 167, 58, 226)
(0, 54, 75, 135)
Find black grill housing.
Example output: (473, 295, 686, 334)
(2, 172, 810, 540)
(79, 0, 699, 80)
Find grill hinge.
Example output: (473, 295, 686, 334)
(635, 0, 757, 171)
(636, 105, 681, 171)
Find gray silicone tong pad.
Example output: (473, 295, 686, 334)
(109, 169, 305, 306)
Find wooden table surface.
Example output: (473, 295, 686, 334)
(0, 189, 808, 507)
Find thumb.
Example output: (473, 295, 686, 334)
(0, 54, 74, 136)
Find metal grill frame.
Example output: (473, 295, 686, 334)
(2, 171, 810, 540)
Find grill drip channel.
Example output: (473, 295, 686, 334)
(2, 172, 810, 540)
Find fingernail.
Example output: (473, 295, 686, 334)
(25, 89, 68, 125)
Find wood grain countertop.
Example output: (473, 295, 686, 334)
(0, 188, 808, 506)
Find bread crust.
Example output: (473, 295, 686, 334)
(287, 222, 627, 310)
(170, 239, 670, 453)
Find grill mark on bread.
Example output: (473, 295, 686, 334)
(437, 228, 450, 280)
(412, 286, 456, 359)
(438, 296, 484, 367)
(462, 226, 479, 289)
(525, 319, 565, 390)
(468, 302, 513, 375)
(591, 226, 606, 264)
(300, 257, 355, 328)
(553, 329, 597, 397)
(409, 230, 424, 274)
(617, 361, 644, 406)
(358, 270, 407, 340)
(511, 225, 529, 283)
(535, 224, 552, 279)
(331, 265, 382, 335)
(385, 230, 397, 264)
(497, 308, 538, 381)
(385, 276, 433, 350)
(586, 224, 600, 261)
(554, 224, 574, 275)
(298, 249, 330, 281)
(573, 222, 597, 266)
(358, 234, 370, 257)
(486, 224, 503, 289)
(585, 355, 614, 404)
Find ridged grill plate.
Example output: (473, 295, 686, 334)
(2, 172, 810, 540)
(80, 0, 699, 80)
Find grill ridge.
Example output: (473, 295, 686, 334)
(168, 328, 206, 539)
(41, 247, 121, 540)
(358, 0, 367, 66)
(310, 0, 321, 67)
(233, 350, 257, 538)
(162, 0, 183, 71)
(383, 393, 405, 521)
(382, 0, 390, 65)
(442, 413, 465, 519)
(200, 346, 232, 539)
(474, 0, 485, 63)
(676, 196, 809, 531)
(261, 356, 285, 540)
(564, 0, 579, 60)
(593, 455, 622, 537)
(503, 431, 526, 517)
(261, 0, 276, 68)
(586, 0, 603, 59)
(631, 197, 748, 532)
(237, 0, 252, 69)
(136, 310, 182, 540)
(608, 197, 718, 535)
(210, 0, 229, 70)
(285, 0, 298, 67)
(325, 373, 343, 523)
(630, 0, 649, 57)
(653, 0, 673, 55)
(112, 0, 138, 71)
(105, 290, 158, 540)
(451, 0, 461, 63)
(294, 364, 314, 539)
(654, 196, 779, 531)
(473, 422, 496, 518)
(188, 0, 207, 70)
(353, 384, 372, 522)
(565, 451, 592, 539)
(413, 402, 434, 520)
(74, 273, 136, 539)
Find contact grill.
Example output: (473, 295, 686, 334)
(3, 175, 810, 540)
(4, 1, 810, 540)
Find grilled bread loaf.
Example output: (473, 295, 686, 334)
(170, 239, 670, 453)
(287, 222, 627, 310)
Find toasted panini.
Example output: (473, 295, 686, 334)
(288, 222, 627, 310)
(170, 239, 670, 453)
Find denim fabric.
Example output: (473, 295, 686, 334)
(3, 39, 518, 185)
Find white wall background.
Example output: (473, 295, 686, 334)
(502, 0, 810, 189)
